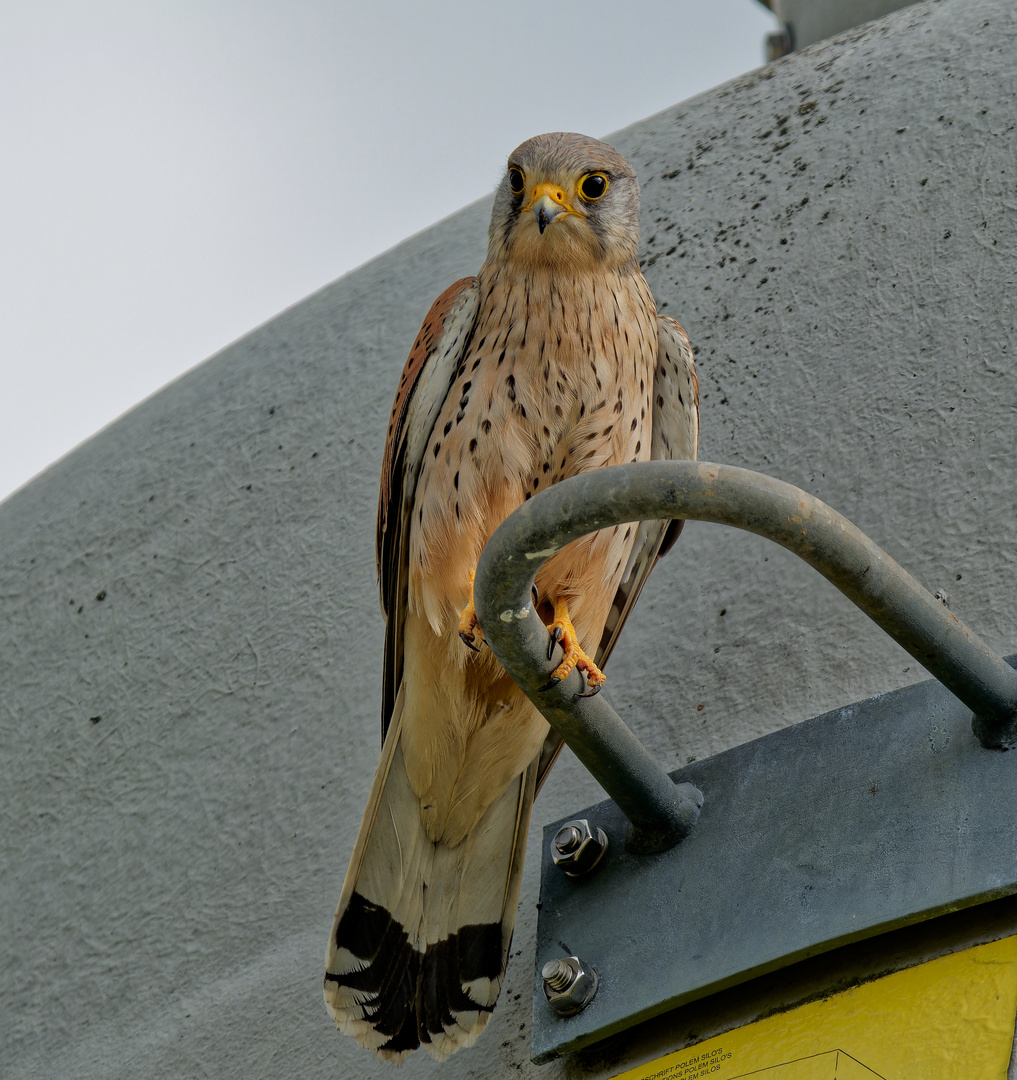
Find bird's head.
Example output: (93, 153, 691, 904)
(487, 132, 641, 273)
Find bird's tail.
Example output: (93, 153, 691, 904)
(324, 702, 537, 1062)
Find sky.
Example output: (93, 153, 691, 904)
(0, 1, 776, 506)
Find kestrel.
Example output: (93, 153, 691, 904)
(324, 132, 699, 1061)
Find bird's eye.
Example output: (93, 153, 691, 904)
(508, 167, 525, 194)
(578, 173, 609, 201)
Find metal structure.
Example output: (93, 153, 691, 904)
(756, 0, 917, 58)
(473, 460, 1017, 1060)
(529, 667, 1017, 1059)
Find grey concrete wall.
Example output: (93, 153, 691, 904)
(3, 1, 1015, 1076)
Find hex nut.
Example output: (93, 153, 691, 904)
(550, 819, 608, 877)
(541, 955, 598, 1016)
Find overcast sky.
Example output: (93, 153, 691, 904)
(1, 1, 775, 505)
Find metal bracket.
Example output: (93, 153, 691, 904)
(472, 460, 1017, 1058)
(475, 462, 1017, 851)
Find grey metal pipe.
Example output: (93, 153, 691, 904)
(474, 462, 1017, 847)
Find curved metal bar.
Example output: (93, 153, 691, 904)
(474, 462, 1017, 848)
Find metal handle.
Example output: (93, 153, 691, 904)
(474, 462, 1017, 850)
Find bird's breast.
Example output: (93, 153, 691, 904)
(409, 264, 657, 630)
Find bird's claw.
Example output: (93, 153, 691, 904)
(457, 572, 485, 652)
(547, 624, 564, 661)
(541, 599, 606, 695)
(539, 669, 602, 696)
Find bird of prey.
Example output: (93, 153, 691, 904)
(324, 132, 699, 1061)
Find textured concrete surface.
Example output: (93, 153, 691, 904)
(3, 1, 1015, 1076)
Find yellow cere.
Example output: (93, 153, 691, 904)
(612, 936, 1017, 1080)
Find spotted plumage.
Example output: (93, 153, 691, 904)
(325, 132, 699, 1061)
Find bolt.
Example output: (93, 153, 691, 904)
(555, 825, 582, 854)
(540, 955, 598, 1016)
(551, 819, 608, 877)
(541, 958, 574, 992)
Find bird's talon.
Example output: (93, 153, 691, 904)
(538, 675, 562, 692)
(457, 572, 485, 653)
(544, 599, 606, 693)
(547, 624, 564, 661)
(577, 667, 603, 698)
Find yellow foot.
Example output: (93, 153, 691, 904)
(542, 598, 605, 696)
(458, 570, 485, 652)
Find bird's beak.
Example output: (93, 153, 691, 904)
(524, 182, 580, 234)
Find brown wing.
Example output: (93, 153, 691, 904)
(536, 314, 699, 788)
(377, 277, 480, 741)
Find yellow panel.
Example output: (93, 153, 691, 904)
(614, 937, 1017, 1080)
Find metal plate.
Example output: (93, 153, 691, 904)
(532, 659, 1017, 1062)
